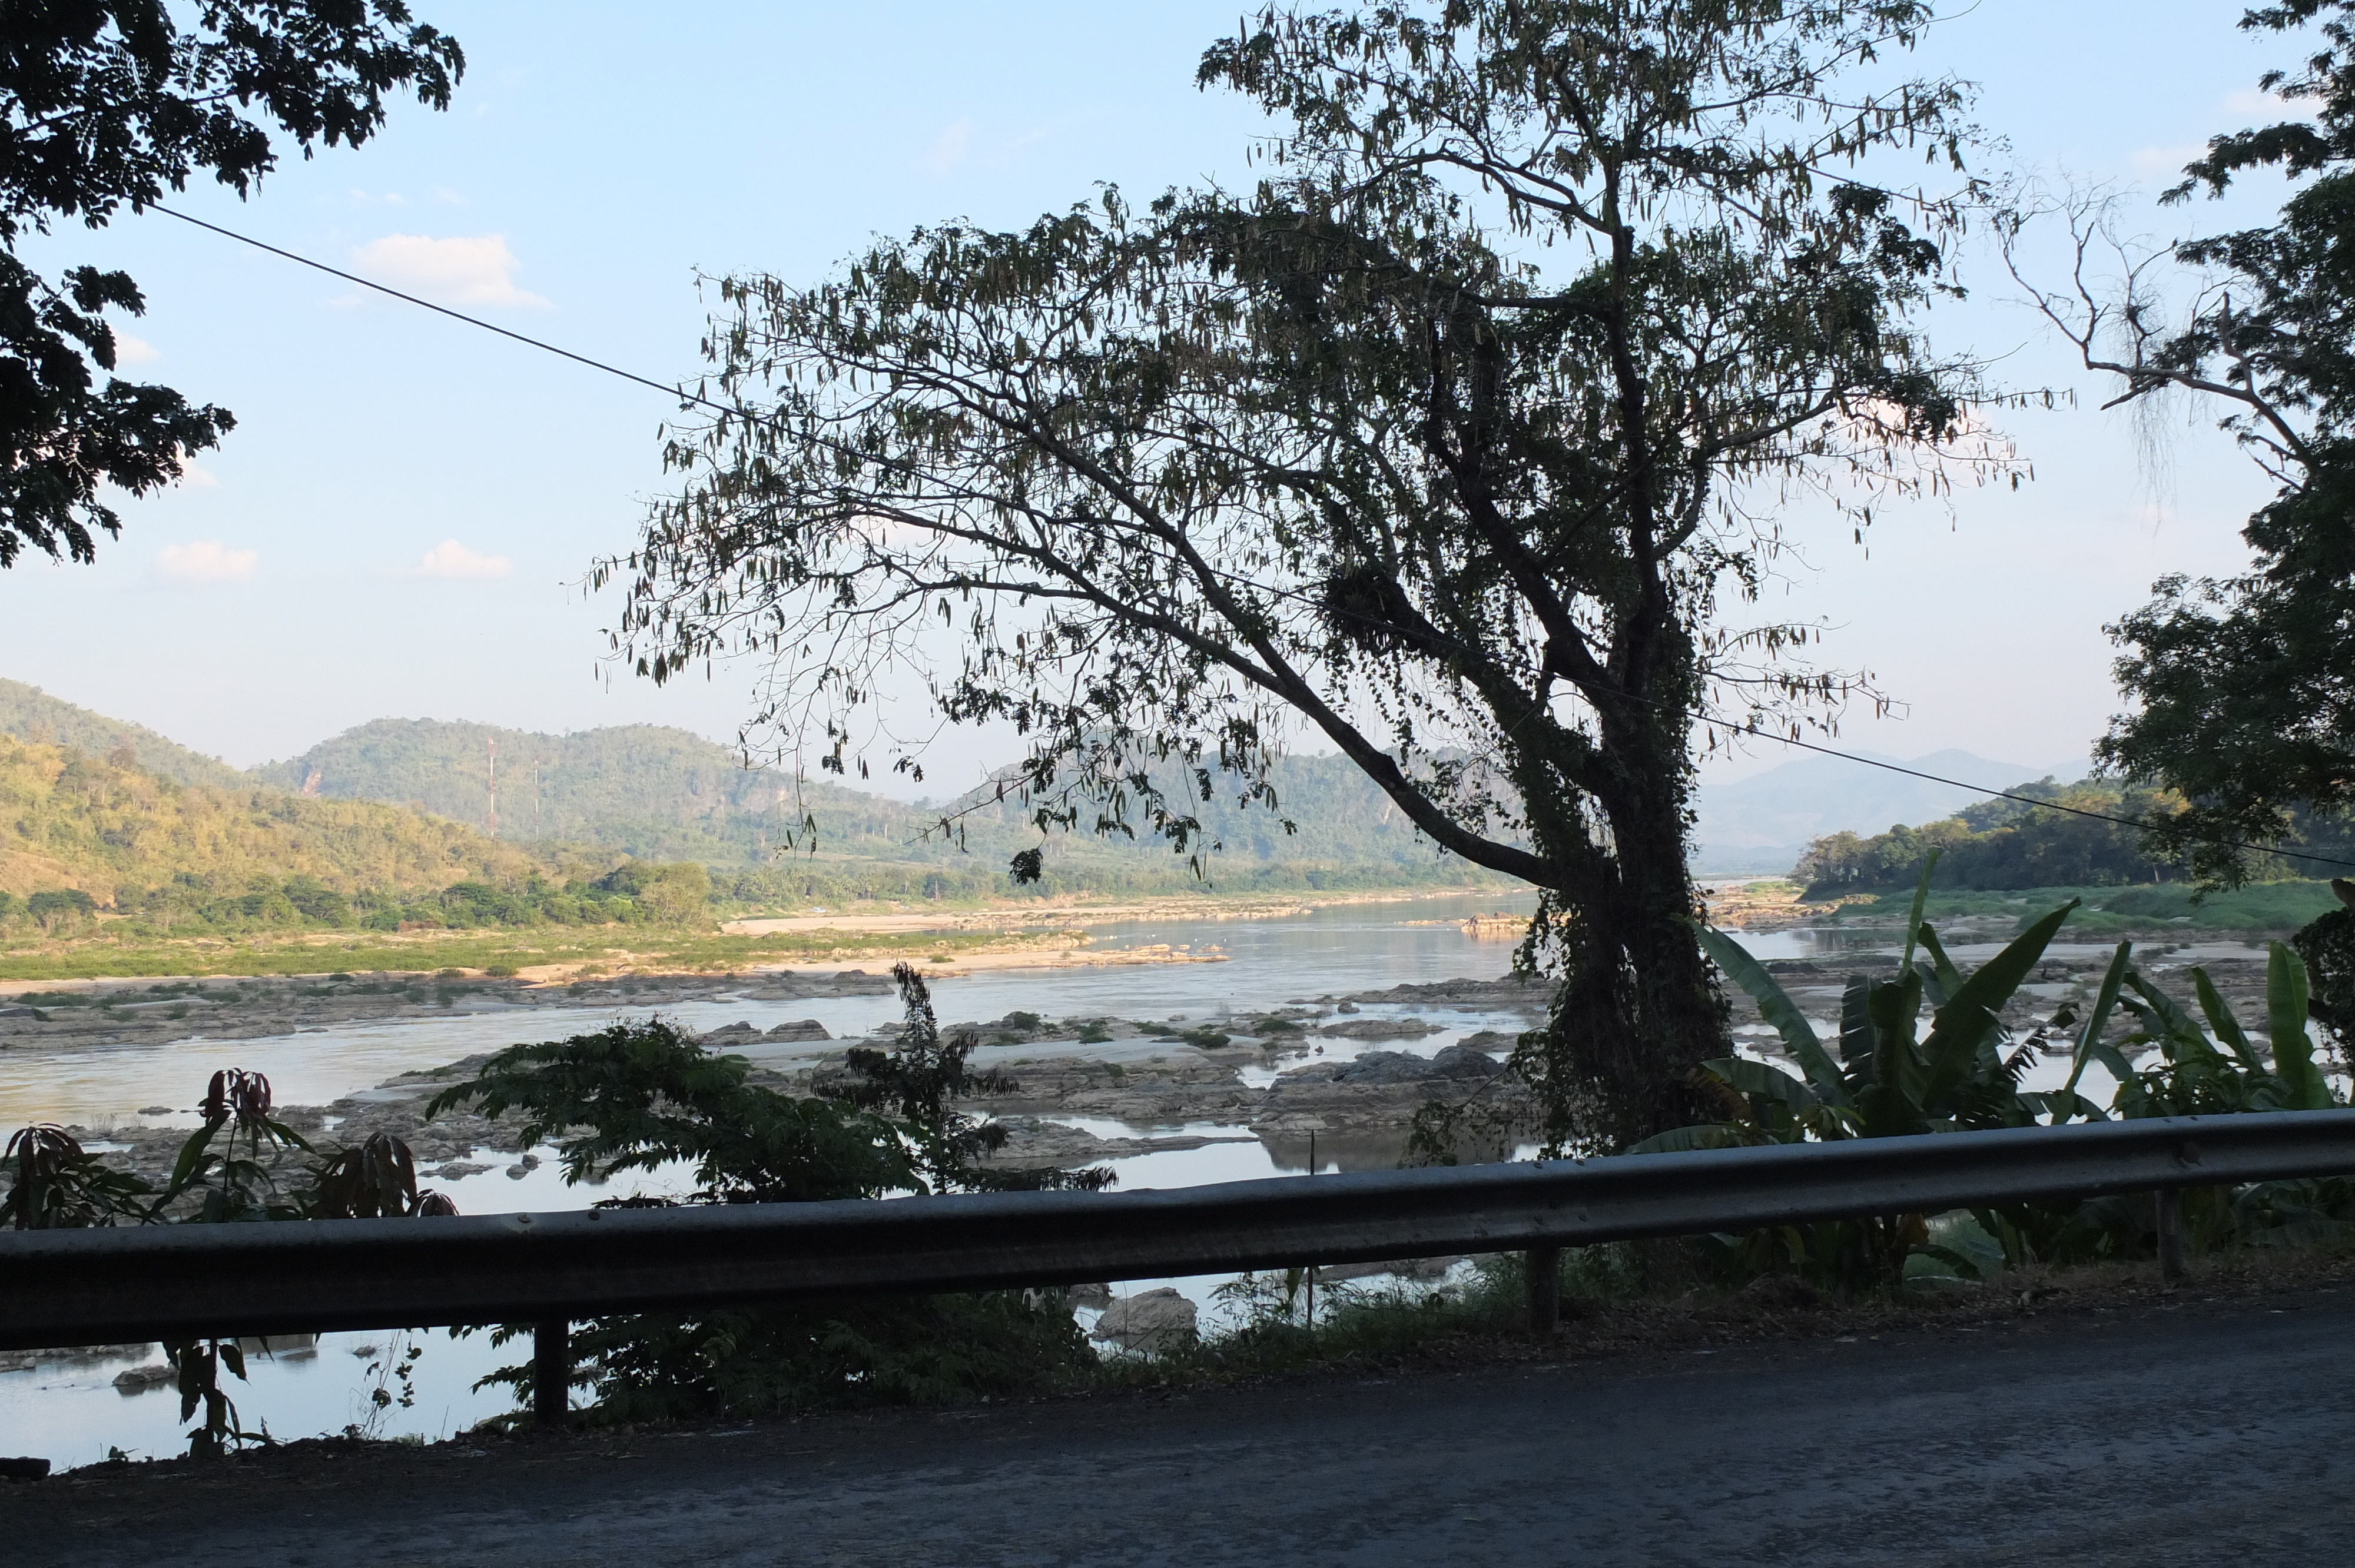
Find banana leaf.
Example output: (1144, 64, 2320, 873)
(2061, 941, 2134, 1101)
(1866, 966, 1926, 1112)
(1694, 923, 1850, 1107)
(1705, 1054, 1822, 1112)
(1837, 975, 1875, 1082)
(1627, 1122, 1756, 1155)
(1916, 925, 1963, 1003)
(2019, 1088, 2108, 1123)
(1898, 851, 1939, 976)
(1918, 899, 2079, 1112)
(2122, 972, 2224, 1067)
(2194, 968, 2267, 1075)
(2267, 941, 2333, 1110)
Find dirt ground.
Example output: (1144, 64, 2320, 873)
(11, 1255, 2355, 1566)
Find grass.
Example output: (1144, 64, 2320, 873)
(0, 922, 1056, 982)
(1819, 879, 2341, 935)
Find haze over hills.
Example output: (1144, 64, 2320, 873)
(1690, 748, 2084, 874)
(256, 717, 1511, 891)
(3, 680, 2101, 892)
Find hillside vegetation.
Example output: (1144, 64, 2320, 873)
(1793, 778, 2187, 895)
(0, 738, 721, 946)
(0, 679, 248, 790)
(1789, 775, 2355, 931)
(258, 716, 1505, 894)
(0, 737, 605, 929)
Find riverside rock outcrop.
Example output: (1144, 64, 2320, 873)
(1090, 1288, 1198, 1351)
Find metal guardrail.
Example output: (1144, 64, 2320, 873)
(9, 1111, 2355, 1355)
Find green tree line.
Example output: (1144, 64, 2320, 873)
(1793, 778, 2355, 896)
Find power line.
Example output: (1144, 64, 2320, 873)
(152, 204, 730, 417)
(151, 204, 2355, 878)
(1706, 720, 2355, 874)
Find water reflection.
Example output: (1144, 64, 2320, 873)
(0, 892, 1542, 1130)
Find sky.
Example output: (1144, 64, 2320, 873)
(0, 1, 2307, 797)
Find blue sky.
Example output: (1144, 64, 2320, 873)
(0, 1, 2304, 795)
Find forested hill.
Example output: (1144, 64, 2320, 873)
(1792, 777, 2355, 893)
(253, 719, 821, 862)
(0, 735, 542, 908)
(0, 679, 249, 790)
(256, 718, 1503, 891)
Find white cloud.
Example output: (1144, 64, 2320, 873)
(349, 234, 548, 308)
(111, 331, 159, 366)
(411, 539, 512, 580)
(2132, 143, 2205, 175)
(156, 540, 257, 583)
(2222, 87, 2316, 120)
(177, 459, 219, 489)
(920, 118, 974, 177)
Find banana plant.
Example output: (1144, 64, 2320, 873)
(1639, 855, 2105, 1155)
(2042, 942, 2347, 1267)
(1638, 858, 2111, 1291)
(2111, 941, 2336, 1117)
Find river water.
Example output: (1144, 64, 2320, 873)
(0, 898, 2249, 1469)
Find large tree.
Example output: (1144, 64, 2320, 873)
(2017, 2, 2355, 882)
(0, 1, 462, 567)
(607, 0, 2002, 1151)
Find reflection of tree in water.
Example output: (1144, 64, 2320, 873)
(1260, 1129, 1415, 1175)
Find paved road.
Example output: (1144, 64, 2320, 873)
(12, 1287, 2354, 1566)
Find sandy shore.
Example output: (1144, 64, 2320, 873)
(718, 885, 1517, 938)
(741, 941, 1230, 980)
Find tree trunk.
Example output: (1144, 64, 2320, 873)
(1519, 714, 1726, 1153)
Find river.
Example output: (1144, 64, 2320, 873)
(0, 896, 2253, 1469)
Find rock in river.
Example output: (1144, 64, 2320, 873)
(1316, 1045, 1507, 1086)
(1090, 1288, 1198, 1351)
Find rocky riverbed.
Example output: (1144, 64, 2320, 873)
(0, 967, 901, 1056)
(48, 972, 1558, 1194)
(24, 934, 2313, 1201)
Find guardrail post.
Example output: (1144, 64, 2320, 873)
(533, 1318, 570, 1427)
(2155, 1188, 2187, 1283)
(1526, 1246, 1561, 1336)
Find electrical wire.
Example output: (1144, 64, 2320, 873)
(148, 204, 2355, 878)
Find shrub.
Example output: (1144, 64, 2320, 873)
(432, 975, 1115, 1423)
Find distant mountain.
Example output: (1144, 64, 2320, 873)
(254, 719, 821, 863)
(1691, 748, 2082, 874)
(256, 719, 1509, 891)
(0, 679, 249, 790)
(0, 733, 540, 906)
(0, 687, 2081, 891)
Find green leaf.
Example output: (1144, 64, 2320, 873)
(1899, 850, 1940, 976)
(2268, 941, 2332, 1110)
(1702, 1054, 1820, 1111)
(1919, 899, 2078, 1109)
(1627, 1122, 1754, 1154)
(1693, 924, 1849, 1107)
(2061, 941, 2132, 1102)
(1916, 924, 1963, 999)
(2123, 972, 2224, 1067)
(1864, 967, 1926, 1115)
(1912, 1241, 1987, 1281)
(1837, 975, 1875, 1085)
(164, 1121, 223, 1199)
(2193, 968, 2265, 1074)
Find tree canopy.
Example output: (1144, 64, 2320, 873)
(0, 1, 462, 567)
(606, 0, 2007, 1150)
(2015, 2, 2355, 881)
